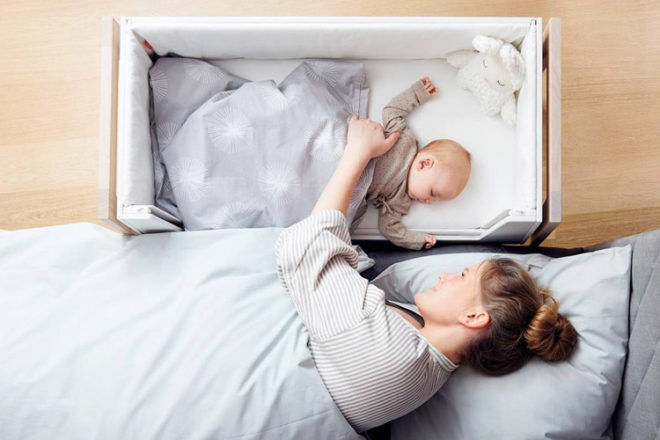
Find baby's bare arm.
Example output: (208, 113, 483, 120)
(382, 77, 437, 136)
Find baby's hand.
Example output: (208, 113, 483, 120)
(421, 77, 438, 96)
(423, 234, 437, 249)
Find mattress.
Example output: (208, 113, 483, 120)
(210, 58, 517, 230)
(108, 17, 546, 242)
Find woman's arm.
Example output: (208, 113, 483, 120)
(312, 115, 400, 216)
(276, 116, 399, 340)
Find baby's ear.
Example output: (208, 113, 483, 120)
(419, 157, 434, 170)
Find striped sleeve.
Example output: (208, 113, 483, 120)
(275, 211, 460, 433)
(275, 209, 374, 341)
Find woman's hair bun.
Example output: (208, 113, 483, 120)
(524, 291, 578, 362)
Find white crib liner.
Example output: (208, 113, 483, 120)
(211, 58, 514, 229)
(116, 17, 538, 233)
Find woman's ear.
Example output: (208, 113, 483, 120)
(459, 308, 490, 330)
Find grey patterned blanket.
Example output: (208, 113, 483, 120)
(149, 57, 371, 230)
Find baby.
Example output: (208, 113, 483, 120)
(366, 77, 472, 250)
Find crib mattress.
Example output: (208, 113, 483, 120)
(211, 58, 517, 231)
(101, 17, 557, 242)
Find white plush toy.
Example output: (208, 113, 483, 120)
(446, 35, 525, 125)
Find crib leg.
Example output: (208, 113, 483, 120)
(531, 17, 562, 246)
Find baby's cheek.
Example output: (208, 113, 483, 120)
(420, 179, 434, 193)
(408, 177, 422, 195)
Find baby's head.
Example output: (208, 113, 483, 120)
(407, 139, 471, 204)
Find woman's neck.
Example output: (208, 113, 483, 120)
(387, 304, 467, 365)
(420, 324, 469, 365)
(389, 306, 423, 329)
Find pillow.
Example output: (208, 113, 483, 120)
(149, 57, 372, 230)
(371, 248, 632, 440)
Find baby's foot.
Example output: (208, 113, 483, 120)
(421, 77, 438, 96)
(423, 234, 437, 249)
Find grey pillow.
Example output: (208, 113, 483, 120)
(371, 248, 632, 440)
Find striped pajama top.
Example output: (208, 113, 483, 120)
(275, 209, 458, 433)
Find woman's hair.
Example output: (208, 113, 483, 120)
(463, 258, 578, 376)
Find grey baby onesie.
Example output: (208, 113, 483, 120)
(366, 79, 433, 250)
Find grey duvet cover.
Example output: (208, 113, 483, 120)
(0, 223, 364, 440)
(149, 57, 372, 230)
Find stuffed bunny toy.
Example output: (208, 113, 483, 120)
(446, 35, 525, 125)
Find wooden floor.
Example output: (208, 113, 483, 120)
(1, 0, 658, 247)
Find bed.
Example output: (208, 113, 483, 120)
(2, 14, 654, 440)
(98, 16, 561, 244)
(1, 221, 657, 440)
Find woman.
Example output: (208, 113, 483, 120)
(275, 115, 578, 433)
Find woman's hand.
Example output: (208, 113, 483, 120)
(345, 115, 400, 162)
(311, 116, 399, 216)
(312, 115, 399, 215)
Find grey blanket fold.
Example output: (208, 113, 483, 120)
(149, 57, 372, 230)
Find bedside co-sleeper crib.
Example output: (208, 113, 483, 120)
(98, 16, 560, 244)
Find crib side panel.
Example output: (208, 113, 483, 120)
(98, 17, 136, 235)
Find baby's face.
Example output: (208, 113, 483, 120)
(407, 142, 471, 204)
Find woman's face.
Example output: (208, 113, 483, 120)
(414, 262, 487, 327)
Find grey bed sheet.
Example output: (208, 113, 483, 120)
(357, 227, 660, 440)
(149, 57, 372, 230)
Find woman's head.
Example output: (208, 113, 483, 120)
(414, 262, 491, 331)
(414, 258, 578, 375)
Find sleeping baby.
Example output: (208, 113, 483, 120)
(366, 77, 472, 250)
